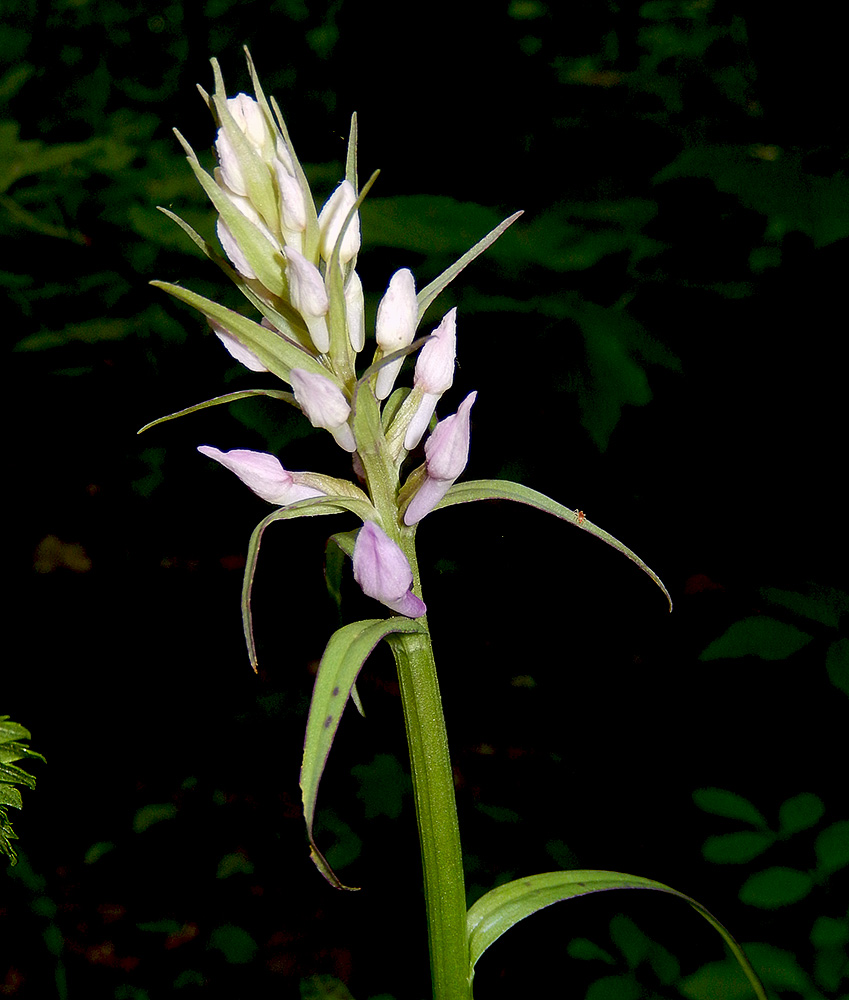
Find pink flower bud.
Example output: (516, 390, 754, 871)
(289, 369, 357, 452)
(404, 308, 457, 449)
(353, 522, 426, 618)
(403, 391, 477, 525)
(374, 268, 418, 399)
(318, 180, 361, 264)
(198, 446, 325, 505)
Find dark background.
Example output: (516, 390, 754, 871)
(3, 2, 846, 998)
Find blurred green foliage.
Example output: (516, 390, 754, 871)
(0, 717, 44, 865)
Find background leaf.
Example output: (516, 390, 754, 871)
(699, 617, 813, 661)
(692, 789, 768, 827)
(738, 867, 813, 908)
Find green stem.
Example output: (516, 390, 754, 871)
(388, 625, 471, 1000)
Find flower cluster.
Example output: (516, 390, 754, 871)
(160, 56, 498, 621)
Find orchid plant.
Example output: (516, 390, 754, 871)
(141, 50, 769, 1000)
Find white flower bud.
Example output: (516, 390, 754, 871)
(318, 180, 361, 264)
(273, 157, 307, 235)
(208, 318, 268, 372)
(344, 269, 365, 353)
(283, 247, 330, 353)
(375, 268, 417, 399)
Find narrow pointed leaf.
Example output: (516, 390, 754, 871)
(416, 211, 523, 321)
(151, 281, 329, 383)
(175, 133, 287, 298)
(157, 207, 308, 344)
(301, 617, 427, 889)
(138, 389, 296, 435)
(467, 869, 768, 1000)
(0, 763, 38, 790)
(345, 112, 358, 193)
(435, 479, 672, 611)
(0, 720, 31, 744)
(241, 497, 379, 671)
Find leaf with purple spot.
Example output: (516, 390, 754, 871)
(300, 617, 427, 889)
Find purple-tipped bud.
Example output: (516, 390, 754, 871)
(284, 247, 330, 353)
(404, 391, 477, 525)
(353, 522, 426, 618)
(374, 268, 418, 399)
(289, 368, 357, 452)
(198, 446, 325, 505)
(404, 308, 457, 449)
(209, 318, 268, 372)
(318, 180, 361, 264)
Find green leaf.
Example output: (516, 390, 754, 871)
(738, 866, 813, 908)
(435, 479, 672, 611)
(0, 784, 22, 809)
(0, 762, 38, 790)
(692, 788, 767, 827)
(654, 145, 849, 249)
(415, 211, 523, 322)
(138, 388, 296, 435)
(208, 923, 257, 964)
(150, 280, 329, 385)
(679, 943, 813, 1000)
(778, 792, 824, 835)
(132, 803, 177, 833)
(586, 974, 641, 1000)
(299, 973, 356, 1000)
(157, 207, 308, 344)
(241, 496, 378, 671)
(826, 637, 849, 696)
(466, 869, 768, 1000)
(761, 585, 848, 628)
(567, 937, 616, 963)
(815, 821, 849, 874)
(810, 915, 849, 949)
(699, 616, 813, 661)
(0, 718, 31, 744)
(300, 617, 427, 889)
(0, 743, 45, 766)
(702, 831, 774, 864)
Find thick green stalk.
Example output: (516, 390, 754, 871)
(388, 625, 471, 1000)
